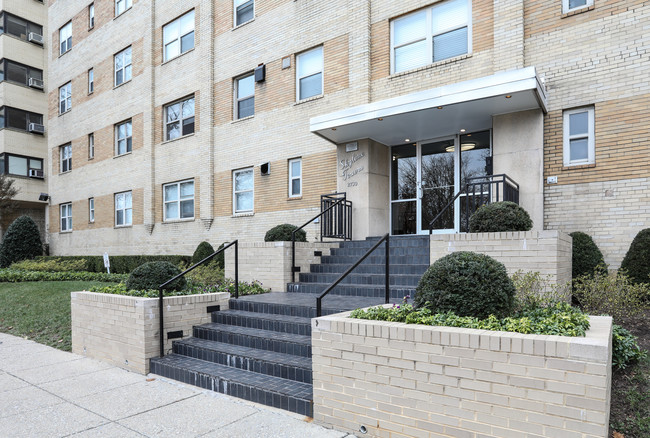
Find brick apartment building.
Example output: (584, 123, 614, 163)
(0, 0, 48, 240)
(44, 0, 648, 269)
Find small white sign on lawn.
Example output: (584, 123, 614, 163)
(103, 252, 110, 274)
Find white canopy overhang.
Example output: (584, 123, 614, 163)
(310, 67, 547, 145)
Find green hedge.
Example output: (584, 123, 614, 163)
(33, 255, 191, 274)
(0, 269, 127, 283)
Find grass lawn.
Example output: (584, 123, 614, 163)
(0, 281, 116, 352)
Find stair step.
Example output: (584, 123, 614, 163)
(287, 282, 414, 298)
(150, 355, 313, 416)
(212, 310, 311, 336)
(340, 236, 430, 248)
(320, 254, 429, 265)
(329, 246, 429, 257)
(298, 272, 421, 286)
(173, 337, 312, 384)
(309, 263, 429, 275)
(193, 322, 312, 357)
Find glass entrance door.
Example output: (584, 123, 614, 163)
(390, 131, 491, 235)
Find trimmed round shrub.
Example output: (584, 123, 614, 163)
(468, 201, 533, 233)
(414, 251, 516, 319)
(192, 241, 215, 265)
(620, 228, 650, 284)
(264, 224, 306, 242)
(214, 242, 227, 269)
(125, 261, 187, 292)
(569, 231, 605, 279)
(0, 215, 42, 268)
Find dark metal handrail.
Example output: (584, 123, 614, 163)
(428, 174, 520, 234)
(291, 195, 352, 283)
(316, 233, 390, 317)
(320, 193, 352, 240)
(158, 240, 238, 357)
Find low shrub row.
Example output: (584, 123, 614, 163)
(89, 279, 269, 298)
(0, 269, 127, 283)
(31, 255, 191, 274)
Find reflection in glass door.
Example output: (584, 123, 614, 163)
(420, 139, 456, 233)
(390, 144, 417, 235)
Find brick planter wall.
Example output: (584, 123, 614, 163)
(224, 241, 339, 292)
(431, 231, 573, 286)
(71, 291, 229, 374)
(312, 311, 612, 438)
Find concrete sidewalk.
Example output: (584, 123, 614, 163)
(0, 333, 353, 438)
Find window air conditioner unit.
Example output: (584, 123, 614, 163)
(28, 77, 44, 90)
(29, 169, 44, 179)
(28, 123, 45, 134)
(28, 32, 44, 45)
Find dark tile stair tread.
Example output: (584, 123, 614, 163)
(152, 355, 312, 400)
(218, 310, 311, 326)
(234, 292, 402, 310)
(178, 337, 312, 369)
(198, 322, 312, 345)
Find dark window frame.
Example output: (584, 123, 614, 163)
(0, 12, 43, 41)
(0, 58, 43, 87)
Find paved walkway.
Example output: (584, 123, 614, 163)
(0, 333, 354, 438)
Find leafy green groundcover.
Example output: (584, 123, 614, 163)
(350, 301, 590, 337)
(89, 279, 270, 298)
(0, 269, 127, 283)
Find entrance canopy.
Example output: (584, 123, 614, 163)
(310, 67, 547, 145)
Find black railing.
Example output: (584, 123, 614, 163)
(428, 174, 520, 234)
(158, 240, 238, 358)
(291, 193, 352, 283)
(316, 233, 390, 317)
(320, 193, 352, 240)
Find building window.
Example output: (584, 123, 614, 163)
(233, 168, 253, 213)
(88, 68, 94, 94)
(60, 203, 72, 232)
(115, 191, 132, 226)
(114, 46, 132, 86)
(163, 179, 194, 221)
(563, 0, 593, 13)
(89, 198, 95, 223)
(0, 59, 44, 87)
(115, 0, 132, 17)
(165, 96, 194, 141)
(0, 153, 43, 177)
(234, 0, 254, 26)
(59, 21, 72, 55)
(296, 46, 323, 101)
(89, 3, 95, 28)
(60, 143, 72, 173)
(116, 120, 132, 155)
(88, 133, 94, 159)
(563, 106, 595, 166)
(0, 106, 43, 132)
(59, 82, 71, 114)
(0, 12, 43, 42)
(391, 0, 470, 74)
(288, 158, 302, 197)
(163, 10, 195, 62)
(235, 74, 254, 119)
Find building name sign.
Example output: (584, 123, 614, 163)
(340, 152, 365, 186)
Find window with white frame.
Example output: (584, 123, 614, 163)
(165, 96, 194, 141)
(563, 106, 595, 166)
(562, 0, 593, 14)
(163, 10, 195, 62)
(88, 68, 94, 94)
(89, 3, 95, 28)
(115, 191, 132, 226)
(59, 82, 71, 114)
(163, 179, 194, 221)
(233, 168, 253, 213)
(391, 0, 470, 74)
(59, 21, 72, 55)
(289, 158, 302, 197)
(296, 46, 323, 101)
(115, 120, 132, 155)
(89, 197, 95, 223)
(60, 143, 71, 173)
(114, 46, 132, 86)
(60, 203, 72, 232)
(115, 0, 132, 17)
(234, 0, 254, 26)
(235, 73, 254, 119)
(88, 133, 94, 159)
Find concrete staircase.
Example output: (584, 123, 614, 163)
(150, 236, 430, 416)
